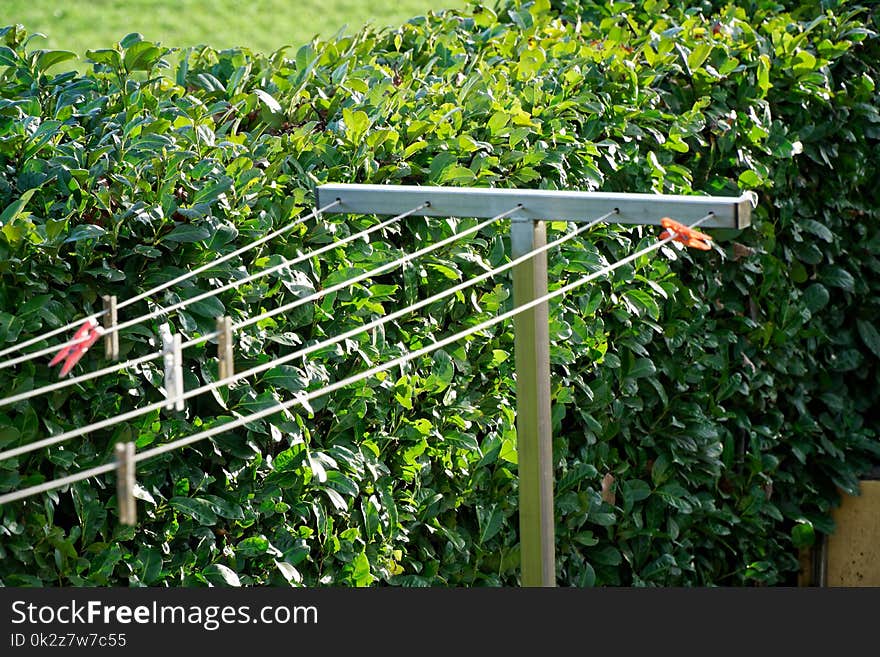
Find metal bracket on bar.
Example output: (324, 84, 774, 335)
(103, 295, 119, 361)
(317, 183, 753, 228)
(115, 441, 136, 526)
(160, 323, 184, 411)
(216, 316, 234, 380)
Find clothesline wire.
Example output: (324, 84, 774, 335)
(72, 204, 422, 342)
(233, 205, 527, 331)
(0, 212, 712, 506)
(0, 207, 628, 461)
(0, 203, 492, 408)
(0, 205, 525, 459)
(0, 331, 219, 409)
(0, 200, 341, 368)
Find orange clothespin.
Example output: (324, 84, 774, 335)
(659, 217, 712, 251)
(48, 319, 103, 377)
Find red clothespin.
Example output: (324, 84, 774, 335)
(48, 319, 103, 377)
(659, 217, 713, 251)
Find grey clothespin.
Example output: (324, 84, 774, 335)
(103, 295, 119, 361)
(216, 316, 234, 380)
(160, 322, 184, 411)
(115, 441, 136, 526)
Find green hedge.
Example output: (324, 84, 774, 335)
(0, 0, 877, 586)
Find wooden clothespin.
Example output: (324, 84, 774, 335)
(103, 295, 119, 361)
(216, 316, 234, 380)
(115, 441, 136, 526)
(160, 323, 184, 411)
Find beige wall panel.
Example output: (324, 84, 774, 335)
(826, 481, 880, 587)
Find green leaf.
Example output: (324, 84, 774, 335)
(856, 320, 880, 358)
(803, 283, 829, 312)
(89, 545, 123, 580)
(626, 357, 656, 379)
(439, 164, 476, 184)
(323, 471, 359, 498)
(829, 348, 862, 372)
(203, 563, 240, 587)
(589, 545, 622, 566)
(426, 262, 461, 280)
(192, 177, 233, 206)
(36, 50, 77, 71)
(623, 289, 660, 319)
(738, 170, 762, 187)
(443, 431, 479, 451)
(477, 503, 504, 544)
(164, 223, 210, 243)
(273, 446, 307, 472)
(517, 46, 545, 80)
(641, 553, 677, 579)
(123, 41, 164, 71)
(254, 89, 282, 114)
(119, 32, 144, 49)
(178, 288, 224, 319)
(622, 479, 652, 505)
(201, 494, 243, 519)
(657, 484, 693, 513)
(647, 151, 666, 177)
(687, 43, 713, 71)
(275, 560, 301, 585)
(791, 522, 815, 549)
(578, 562, 596, 587)
(0, 425, 21, 448)
(756, 54, 772, 93)
(821, 266, 855, 291)
(342, 108, 370, 144)
(170, 497, 218, 525)
(322, 487, 348, 512)
(801, 219, 833, 243)
(487, 111, 509, 135)
(137, 547, 163, 585)
(64, 224, 106, 243)
(261, 365, 307, 394)
(0, 188, 38, 225)
(1, 222, 27, 245)
(86, 48, 122, 68)
(792, 49, 817, 75)
(0, 46, 17, 67)
(361, 496, 381, 540)
(236, 536, 270, 558)
(343, 551, 373, 587)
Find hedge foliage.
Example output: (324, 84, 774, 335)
(0, 0, 877, 586)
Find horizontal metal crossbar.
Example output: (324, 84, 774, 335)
(317, 183, 753, 229)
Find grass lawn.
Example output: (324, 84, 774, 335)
(2, 0, 470, 57)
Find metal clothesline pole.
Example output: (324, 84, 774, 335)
(511, 216, 556, 587)
(318, 183, 755, 588)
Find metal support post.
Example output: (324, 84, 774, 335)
(511, 218, 555, 587)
